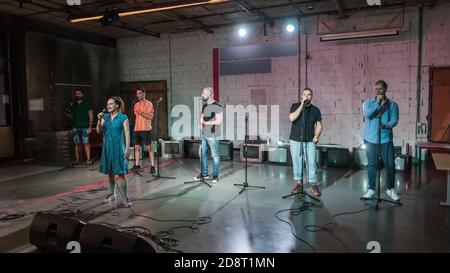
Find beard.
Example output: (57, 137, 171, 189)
(201, 96, 208, 102)
(75, 96, 82, 100)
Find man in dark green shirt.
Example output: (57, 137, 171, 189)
(64, 90, 94, 165)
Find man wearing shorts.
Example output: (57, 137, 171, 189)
(64, 90, 93, 165)
(131, 88, 155, 174)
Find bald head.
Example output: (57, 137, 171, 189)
(201, 87, 214, 102)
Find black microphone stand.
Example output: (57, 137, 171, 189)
(234, 115, 265, 194)
(282, 142, 320, 202)
(147, 98, 176, 183)
(360, 99, 402, 210)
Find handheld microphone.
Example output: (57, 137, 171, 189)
(102, 108, 108, 114)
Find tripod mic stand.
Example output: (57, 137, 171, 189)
(282, 142, 320, 202)
(184, 144, 213, 188)
(360, 101, 402, 210)
(234, 115, 265, 194)
(147, 97, 176, 183)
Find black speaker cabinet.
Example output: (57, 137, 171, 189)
(326, 147, 350, 168)
(184, 139, 201, 158)
(29, 212, 86, 253)
(219, 140, 234, 161)
(79, 223, 156, 253)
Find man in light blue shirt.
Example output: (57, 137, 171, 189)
(362, 80, 400, 201)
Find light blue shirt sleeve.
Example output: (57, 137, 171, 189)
(384, 101, 399, 129)
(363, 99, 379, 119)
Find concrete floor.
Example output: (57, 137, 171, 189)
(0, 154, 449, 253)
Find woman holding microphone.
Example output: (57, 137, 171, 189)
(97, 96, 132, 207)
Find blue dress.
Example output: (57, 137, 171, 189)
(99, 112, 129, 175)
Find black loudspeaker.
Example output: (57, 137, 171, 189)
(29, 212, 86, 252)
(184, 139, 201, 158)
(326, 148, 350, 168)
(79, 224, 156, 253)
(219, 140, 234, 161)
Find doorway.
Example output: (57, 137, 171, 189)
(429, 67, 450, 143)
(120, 81, 169, 140)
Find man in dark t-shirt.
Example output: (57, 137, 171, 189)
(288, 88, 323, 196)
(193, 87, 223, 184)
(64, 90, 93, 165)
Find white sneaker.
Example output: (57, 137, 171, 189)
(103, 193, 116, 203)
(211, 176, 218, 184)
(363, 189, 375, 199)
(386, 189, 400, 201)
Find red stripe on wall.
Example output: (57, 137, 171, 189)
(213, 48, 219, 101)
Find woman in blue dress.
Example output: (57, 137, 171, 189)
(96, 96, 132, 207)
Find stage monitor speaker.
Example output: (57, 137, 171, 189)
(353, 147, 368, 168)
(326, 148, 350, 168)
(395, 154, 412, 173)
(29, 212, 86, 253)
(184, 139, 201, 158)
(267, 145, 291, 165)
(239, 144, 265, 163)
(219, 140, 234, 161)
(79, 223, 156, 253)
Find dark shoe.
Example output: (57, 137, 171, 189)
(311, 185, 321, 196)
(291, 181, 303, 194)
(86, 159, 93, 165)
(130, 165, 141, 171)
(150, 166, 156, 175)
(211, 176, 219, 184)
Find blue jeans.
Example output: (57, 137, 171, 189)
(201, 136, 220, 177)
(289, 140, 317, 184)
(365, 140, 395, 190)
(73, 128, 89, 144)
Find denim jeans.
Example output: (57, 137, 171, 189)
(365, 140, 395, 190)
(201, 136, 220, 177)
(289, 140, 317, 184)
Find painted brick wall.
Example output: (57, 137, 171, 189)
(117, 2, 450, 151)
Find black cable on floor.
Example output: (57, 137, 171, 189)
(303, 205, 372, 252)
(274, 202, 319, 253)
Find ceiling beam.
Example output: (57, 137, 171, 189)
(288, 0, 305, 16)
(159, 11, 214, 33)
(142, 0, 334, 27)
(113, 22, 161, 37)
(334, 0, 347, 18)
(231, 0, 274, 27)
(183, 2, 417, 31)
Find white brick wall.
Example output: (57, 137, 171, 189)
(117, 2, 450, 151)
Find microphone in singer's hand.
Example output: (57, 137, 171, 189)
(102, 108, 108, 114)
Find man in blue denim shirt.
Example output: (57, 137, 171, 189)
(362, 80, 400, 201)
(193, 87, 223, 184)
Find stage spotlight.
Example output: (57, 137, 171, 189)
(100, 8, 119, 26)
(238, 28, 247, 37)
(286, 24, 295, 33)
